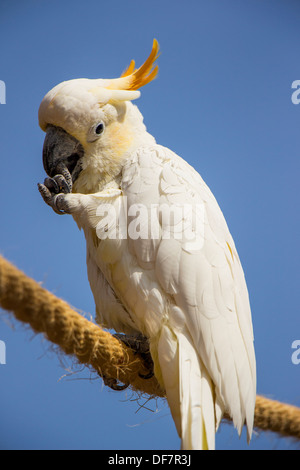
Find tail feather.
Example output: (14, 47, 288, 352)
(156, 325, 217, 450)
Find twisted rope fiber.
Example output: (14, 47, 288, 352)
(0, 255, 300, 440)
(0, 255, 162, 397)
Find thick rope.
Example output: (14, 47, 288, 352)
(0, 254, 299, 441)
(0, 255, 163, 397)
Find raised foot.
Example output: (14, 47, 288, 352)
(38, 166, 73, 215)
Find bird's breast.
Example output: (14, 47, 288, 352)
(86, 227, 168, 339)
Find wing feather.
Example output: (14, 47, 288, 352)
(121, 144, 256, 435)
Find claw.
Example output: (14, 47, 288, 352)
(114, 333, 154, 380)
(38, 182, 52, 205)
(38, 167, 73, 215)
(138, 370, 154, 380)
(44, 177, 60, 193)
(102, 375, 129, 391)
(53, 174, 71, 194)
(53, 194, 70, 214)
(55, 163, 73, 192)
(38, 183, 70, 215)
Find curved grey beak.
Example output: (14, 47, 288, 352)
(42, 125, 84, 183)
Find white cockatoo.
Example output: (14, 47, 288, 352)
(38, 40, 256, 450)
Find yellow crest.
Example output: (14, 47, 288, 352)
(107, 39, 160, 92)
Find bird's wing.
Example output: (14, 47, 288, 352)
(122, 144, 256, 437)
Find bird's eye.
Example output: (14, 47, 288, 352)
(95, 122, 104, 135)
(87, 121, 105, 142)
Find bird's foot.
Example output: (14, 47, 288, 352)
(38, 165, 73, 215)
(114, 333, 154, 380)
(102, 334, 154, 392)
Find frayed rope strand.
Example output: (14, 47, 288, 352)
(0, 255, 299, 440)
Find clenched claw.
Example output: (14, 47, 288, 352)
(38, 166, 73, 215)
(38, 183, 70, 215)
(53, 174, 71, 194)
(101, 334, 154, 392)
(138, 369, 155, 380)
(114, 333, 154, 380)
(102, 375, 129, 391)
(55, 163, 73, 192)
(44, 177, 60, 194)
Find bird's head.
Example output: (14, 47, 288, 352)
(38, 40, 159, 193)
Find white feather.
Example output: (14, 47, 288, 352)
(72, 143, 256, 449)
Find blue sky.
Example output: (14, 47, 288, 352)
(0, 0, 299, 450)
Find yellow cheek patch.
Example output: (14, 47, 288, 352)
(107, 121, 134, 157)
